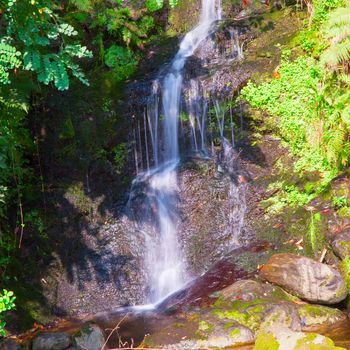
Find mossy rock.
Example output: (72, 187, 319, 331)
(297, 304, 346, 328)
(254, 331, 346, 350)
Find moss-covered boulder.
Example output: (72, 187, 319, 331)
(254, 330, 346, 350)
(297, 304, 346, 328)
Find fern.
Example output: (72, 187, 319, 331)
(69, 0, 93, 12)
(321, 38, 350, 67)
(320, 7, 350, 71)
(325, 126, 346, 167)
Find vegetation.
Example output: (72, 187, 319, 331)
(242, 0, 349, 174)
(0, 0, 349, 342)
(0, 290, 15, 336)
(0, 0, 177, 336)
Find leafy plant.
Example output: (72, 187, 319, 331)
(104, 45, 138, 81)
(0, 0, 92, 90)
(320, 6, 350, 73)
(113, 143, 128, 174)
(0, 289, 16, 337)
(331, 195, 348, 209)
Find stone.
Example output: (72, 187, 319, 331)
(0, 339, 20, 350)
(254, 330, 346, 350)
(72, 324, 105, 350)
(260, 303, 301, 333)
(32, 332, 70, 350)
(260, 253, 348, 304)
(297, 304, 346, 328)
(332, 231, 350, 259)
(218, 279, 297, 302)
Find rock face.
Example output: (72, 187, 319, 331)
(0, 339, 21, 350)
(72, 324, 105, 350)
(260, 253, 348, 304)
(32, 333, 70, 350)
(332, 231, 350, 259)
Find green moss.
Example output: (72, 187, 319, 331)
(298, 304, 344, 327)
(230, 328, 241, 339)
(294, 333, 346, 350)
(198, 320, 214, 333)
(337, 240, 350, 254)
(253, 332, 279, 350)
(195, 320, 215, 340)
(340, 257, 350, 292)
(167, 0, 199, 34)
(213, 299, 268, 332)
(337, 207, 350, 217)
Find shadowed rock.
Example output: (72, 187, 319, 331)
(32, 333, 70, 350)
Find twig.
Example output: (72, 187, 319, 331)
(319, 248, 327, 263)
(100, 313, 129, 350)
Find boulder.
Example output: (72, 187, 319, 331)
(32, 332, 70, 350)
(218, 279, 298, 302)
(332, 231, 350, 259)
(72, 324, 105, 350)
(254, 330, 346, 350)
(260, 254, 348, 304)
(297, 304, 346, 328)
(0, 339, 20, 350)
(260, 303, 301, 333)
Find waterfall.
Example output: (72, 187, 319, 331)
(128, 0, 222, 303)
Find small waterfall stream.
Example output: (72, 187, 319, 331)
(127, 0, 247, 304)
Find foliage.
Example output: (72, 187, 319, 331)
(331, 195, 348, 209)
(320, 7, 350, 73)
(340, 257, 350, 291)
(113, 143, 128, 174)
(0, 0, 92, 90)
(241, 49, 350, 175)
(262, 182, 316, 215)
(104, 45, 138, 81)
(0, 289, 16, 337)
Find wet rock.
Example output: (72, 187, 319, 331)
(192, 324, 254, 349)
(72, 324, 105, 350)
(0, 339, 20, 350)
(254, 330, 346, 350)
(332, 231, 350, 259)
(297, 304, 347, 328)
(260, 303, 301, 333)
(218, 279, 297, 302)
(143, 313, 254, 349)
(32, 332, 70, 350)
(260, 253, 348, 304)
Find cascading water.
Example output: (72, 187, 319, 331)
(127, 0, 222, 303)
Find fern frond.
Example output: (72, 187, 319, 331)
(324, 7, 350, 33)
(69, 0, 93, 12)
(339, 74, 350, 85)
(325, 127, 346, 166)
(321, 37, 350, 68)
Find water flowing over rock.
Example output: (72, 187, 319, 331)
(260, 253, 348, 304)
(125, 0, 248, 303)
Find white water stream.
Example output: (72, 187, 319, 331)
(138, 0, 222, 302)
